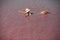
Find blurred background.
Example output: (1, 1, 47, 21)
(0, 0, 60, 40)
